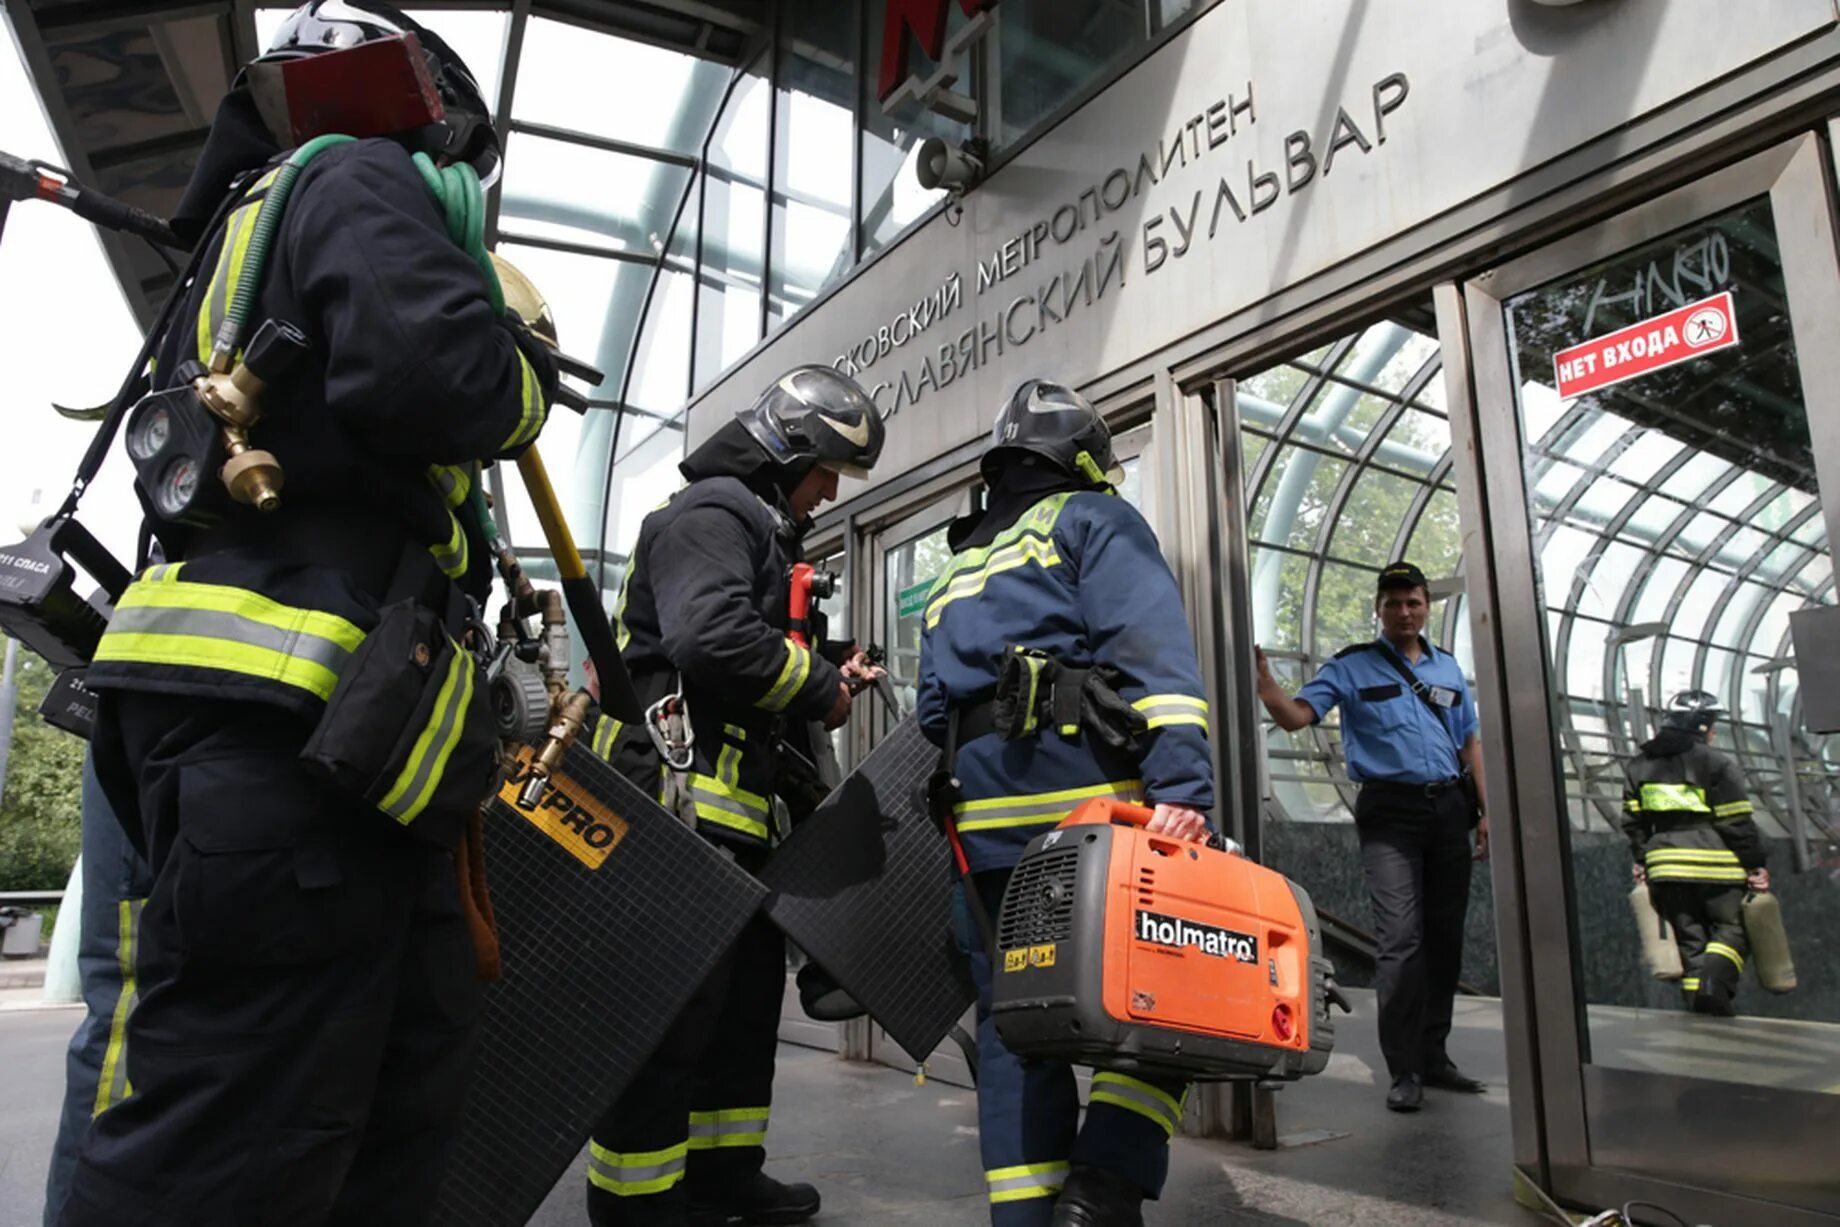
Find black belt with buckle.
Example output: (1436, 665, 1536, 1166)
(1360, 777, 1460, 799)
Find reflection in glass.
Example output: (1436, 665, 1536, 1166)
(695, 60, 769, 385)
(1502, 196, 1838, 1080)
(771, 0, 856, 331)
(500, 133, 690, 256)
(512, 18, 724, 156)
(993, 0, 1145, 144)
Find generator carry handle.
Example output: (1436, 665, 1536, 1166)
(1060, 797, 1239, 855)
(1061, 797, 1155, 828)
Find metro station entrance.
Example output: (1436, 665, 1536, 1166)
(1445, 133, 1840, 1224)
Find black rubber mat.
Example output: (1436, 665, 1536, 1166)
(761, 717, 975, 1063)
(435, 742, 766, 1227)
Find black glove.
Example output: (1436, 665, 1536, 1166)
(501, 312, 560, 413)
(1080, 663, 1148, 755)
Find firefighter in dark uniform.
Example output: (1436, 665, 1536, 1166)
(585, 366, 884, 1227)
(1255, 562, 1489, 1114)
(917, 381, 1215, 1227)
(1623, 690, 1770, 1016)
(63, 4, 557, 1224)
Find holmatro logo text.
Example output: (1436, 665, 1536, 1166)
(1135, 909, 1258, 963)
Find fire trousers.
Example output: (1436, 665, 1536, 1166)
(59, 694, 480, 1227)
(586, 845, 786, 1227)
(961, 869, 1188, 1227)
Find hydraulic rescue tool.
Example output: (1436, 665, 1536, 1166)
(990, 798, 1341, 1083)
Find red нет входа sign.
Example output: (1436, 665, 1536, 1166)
(1552, 291, 1740, 401)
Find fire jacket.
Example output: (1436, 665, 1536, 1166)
(87, 132, 549, 818)
(917, 484, 1214, 874)
(599, 445, 845, 851)
(1621, 729, 1766, 884)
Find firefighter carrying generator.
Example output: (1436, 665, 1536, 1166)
(990, 798, 1340, 1083)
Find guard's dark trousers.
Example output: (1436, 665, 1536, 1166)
(1354, 785, 1473, 1079)
(58, 694, 481, 1227)
(586, 862, 786, 1227)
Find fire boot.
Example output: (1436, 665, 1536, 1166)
(688, 1171, 821, 1226)
(1050, 1165, 1144, 1227)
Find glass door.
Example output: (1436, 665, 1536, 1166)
(1455, 133, 1840, 1224)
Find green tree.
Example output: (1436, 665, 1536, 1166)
(0, 643, 86, 891)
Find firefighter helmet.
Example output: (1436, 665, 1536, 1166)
(738, 366, 885, 480)
(251, 0, 501, 184)
(1662, 689, 1723, 733)
(981, 379, 1123, 488)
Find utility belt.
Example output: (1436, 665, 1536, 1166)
(298, 538, 494, 849)
(1358, 771, 1482, 825)
(927, 646, 1148, 840)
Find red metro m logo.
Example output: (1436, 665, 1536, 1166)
(878, 0, 997, 103)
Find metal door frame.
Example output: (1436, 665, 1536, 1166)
(1446, 131, 1840, 1225)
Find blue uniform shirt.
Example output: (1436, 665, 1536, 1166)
(1296, 637, 1477, 785)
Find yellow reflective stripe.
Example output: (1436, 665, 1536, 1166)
(986, 1162, 1069, 1204)
(591, 714, 621, 760)
(925, 534, 1060, 629)
(428, 463, 472, 509)
(1644, 864, 1747, 883)
(377, 643, 473, 824)
(758, 639, 811, 712)
(1133, 693, 1210, 731)
(429, 507, 468, 579)
(500, 350, 546, 450)
(925, 493, 1075, 628)
(93, 897, 143, 1117)
(1021, 655, 1044, 736)
(1639, 782, 1710, 812)
(613, 565, 635, 651)
(692, 803, 771, 840)
(1713, 801, 1753, 818)
(195, 185, 267, 363)
(122, 563, 366, 649)
(1705, 942, 1745, 972)
(1645, 848, 1741, 863)
(1091, 1071, 1184, 1136)
(1680, 977, 1701, 992)
(1623, 799, 1642, 812)
(954, 779, 1144, 833)
(587, 1139, 688, 1196)
(688, 1107, 768, 1149)
(95, 632, 344, 700)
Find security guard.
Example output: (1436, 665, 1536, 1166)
(66, 4, 556, 1223)
(586, 366, 884, 1227)
(1622, 690, 1769, 1016)
(917, 381, 1214, 1227)
(1255, 561, 1488, 1113)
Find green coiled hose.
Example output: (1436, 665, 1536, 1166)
(412, 152, 504, 317)
(217, 133, 354, 362)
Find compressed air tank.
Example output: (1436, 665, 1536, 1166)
(1743, 889, 1797, 994)
(1629, 882, 1683, 981)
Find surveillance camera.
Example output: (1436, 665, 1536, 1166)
(916, 137, 986, 194)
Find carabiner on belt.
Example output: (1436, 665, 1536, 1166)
(645, 687, 695, 771)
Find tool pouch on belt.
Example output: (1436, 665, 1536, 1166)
(991, 645, 1147, 754)
(301, 550, 495, 849)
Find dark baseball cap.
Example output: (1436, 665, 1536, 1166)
(1377, 560, 1428, 591)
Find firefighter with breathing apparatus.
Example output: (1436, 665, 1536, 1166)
(584, 366, 884, 1227)
(1623, 690, 1771, 1016)
(60, 2, 561, 1222)
(918, 381, 1216, 1227)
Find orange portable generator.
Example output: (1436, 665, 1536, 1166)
(990, 799, 1337, 1082)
